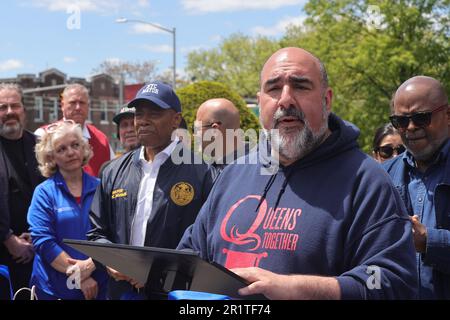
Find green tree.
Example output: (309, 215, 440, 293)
(184, 0, 449, 152)
(176, 81, 260, 134)
(186, 34, 281, 98)
(281, 0, 450, 151)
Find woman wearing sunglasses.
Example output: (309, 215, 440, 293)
(27, 120, 107, 300)
(372, 123, 406, 163)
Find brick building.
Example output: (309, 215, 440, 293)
(0, 68, 123, 151)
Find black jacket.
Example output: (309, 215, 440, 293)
(0, 131, 44, 242)
(88, 145, 214, 249)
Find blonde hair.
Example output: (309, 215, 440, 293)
(61, 83, 90, 102)
(35, 121, 92, 177)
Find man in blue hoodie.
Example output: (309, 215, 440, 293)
(383, 76, 450, 299)
(177, 47, 418, 299)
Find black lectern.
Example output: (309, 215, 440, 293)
(64, 239, 265, 300)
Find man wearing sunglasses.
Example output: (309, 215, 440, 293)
(383, 76, 450, 299)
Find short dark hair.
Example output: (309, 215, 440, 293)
(372, 123, 398, 151)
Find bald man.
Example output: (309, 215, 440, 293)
(178, 47, 417, 300)
(194, 98, 247, 179)
(383, 76, 450, 299)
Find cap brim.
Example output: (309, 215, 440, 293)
(113, 112, 134, 125)
(128, 96, 173, 111)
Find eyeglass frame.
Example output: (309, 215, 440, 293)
(0, 102, 23, 113)
(374, 144, 406, 159)
(192, 121, 222, 132)
(389, 104, 448, 130)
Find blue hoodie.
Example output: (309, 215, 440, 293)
(178, 114, 418, 299)
(28, 170, 107, 299)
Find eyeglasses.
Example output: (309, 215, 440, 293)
(375, 144, 406, 159)
(46, 119, 79, 133)
(192, 121, 222, 132)
(389, 104, 448, 130)
(0, 102, 23, 113)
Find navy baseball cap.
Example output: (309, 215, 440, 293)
(128, 81, 181, 113)
(113, 105, 135, 125)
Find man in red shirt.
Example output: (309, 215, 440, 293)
(36, 84, 114, 176)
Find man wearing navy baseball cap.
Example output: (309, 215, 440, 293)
(88, 81, 214, 299)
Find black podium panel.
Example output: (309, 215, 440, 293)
(64, 239, 265, 300)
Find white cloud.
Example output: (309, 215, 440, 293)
(137, 0, 150, 7)
(63, 56, 77, 63)
(182, 0, 305, 13)
(104, 57, 123, 65)
(141, 44, 173, 53)
(131, 23, 166, 34)
(30, 0, 124, 13)
(0, 59, 24, 72)
(181, 45, 209, 54)
(209, 34, 222, 43)
(251, 15, 306, 36)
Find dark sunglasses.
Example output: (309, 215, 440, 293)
(389, 104, 448, 130)
(375, 145, 406, 159)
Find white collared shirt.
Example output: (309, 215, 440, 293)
(130, 138, 179, 246)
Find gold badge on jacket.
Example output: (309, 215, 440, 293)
(111, 188, 127, 199)
(170, 182, 194, 206)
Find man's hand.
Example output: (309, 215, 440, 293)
(231, 267, 341, 300)
(3, 234, 34, 264)
(411, 215, 427, 253)
(80, 277, 98, 300)
(106, 266, 131, 282)
(231, 267, 293, 300)
(106, 266, 144, 288)
(19, 233, 32, 244)
(66, 258, 95, 282)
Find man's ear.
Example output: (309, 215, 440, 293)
(173, 112, 182, 129)
(446, 105, 450, 127)
(324, 88, 333, 113)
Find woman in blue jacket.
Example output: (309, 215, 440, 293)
(27, 120, 107, 300)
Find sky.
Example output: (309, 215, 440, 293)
(0, 0, 307, 82)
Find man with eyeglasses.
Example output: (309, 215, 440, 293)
(0, 83, 44, 298)
(194, 98, 249, 180)
(383, 75, 450, 299)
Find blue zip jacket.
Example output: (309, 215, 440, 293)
(27, 170, 107, 299)
(178, 114, 418, 299)
(382, 139, 450, 299)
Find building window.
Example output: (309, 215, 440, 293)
(49, 97, 59, 122)
(100, 100, 108, 124)
(100, 82, 105, 90)
(51, 79, 57, 86)
(34, 96, 44, 122)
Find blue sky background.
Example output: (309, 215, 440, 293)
(0, 0, 307, 82)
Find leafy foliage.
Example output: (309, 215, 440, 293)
(186, 34, 281, 98)
(176, 81, 260, 134)
(186, 0, 450, 152)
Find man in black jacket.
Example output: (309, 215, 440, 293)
(0, 83, 44, 298)
(88, 81, 213, 299)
